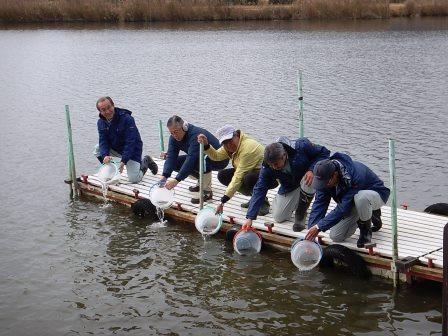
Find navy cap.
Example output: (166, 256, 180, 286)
(312, 159, 337, 191)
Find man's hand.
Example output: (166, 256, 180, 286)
(165, 179, 178, 190)
(304, 170, 314, 186)
(305, 225, 320, 241)
(160, 152, 167, 160)
(103, 156, 112, 164)
(197, 134, 209, 145)
(216, 203, 224, 215)
(242, 218, 253, 230)
(118, 162, 125, 173)
(159, 176, 167, 187)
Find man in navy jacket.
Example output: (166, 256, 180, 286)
(94, 97, 157, 183)
(160, 116, 229, 204)
(242, 137, 330, 231)
(305, 153, 390, 248)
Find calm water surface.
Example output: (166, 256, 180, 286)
(0, 18, 447, 335)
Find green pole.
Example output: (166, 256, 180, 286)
(158, 120, 165, 152)
(389, 139, 399, 287)
(65, 105, 78, 198)
(199, 143, 204, 210)
(298, 70, 304, 138)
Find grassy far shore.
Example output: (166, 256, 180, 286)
(0, 0, 447, 23)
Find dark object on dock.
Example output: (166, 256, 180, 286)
(395, 256, 419, 272)
(319, 244, 371, 279)
(226, 225, 240, 242)
(443, 223, 447, 336)
(424, 203, 448, 217)
(131, 199, 157, 219)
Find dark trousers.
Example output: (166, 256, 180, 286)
(217, 168, 278, 196)
(173, 155, 229, 178)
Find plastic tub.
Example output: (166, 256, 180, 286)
(195, 206, 223, 235)
(233, 228, 262, 256)
(97, 163, 119, 182)
(149, 183, 175, 209)
(290, 239, 323, 271)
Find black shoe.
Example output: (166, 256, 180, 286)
(189, 185, 200, 192)
(357, 219, 372, 248)
(141, 155, 158, 176)
(371, 209, 382, 232)
(191, 191, 213, 204)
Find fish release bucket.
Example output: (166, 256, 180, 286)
(233, 228, 262, 256)
(149, 183, 175, 210)
(195, 206, 223, 236)
(96, 163, 120, 183)
(290, 238, 322, 271)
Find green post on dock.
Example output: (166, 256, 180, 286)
(389, 139, 399, 287)
(65, 104, 78, 198)
(298, 70, 304, 138)
(158, 120, 165, 153)
(199, 143, 205, 210)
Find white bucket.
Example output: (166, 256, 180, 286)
(290, 239, 322, 271)
(149, 183, 175, 209)
(194, 206, 222, 235)
(233, 229, 262, 256)
(97, 163, 119, 183)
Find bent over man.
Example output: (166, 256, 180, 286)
(242, 137, 330, 231)
(198, 125, 276, 215)
(160, 116, 229, 204)
(305, 153, 390, 248)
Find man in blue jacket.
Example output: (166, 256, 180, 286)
(94, 96, 158, 183)
(242, 137, 330, 231)
(305, 153, 390, 248)
(160, 116, 229, 204)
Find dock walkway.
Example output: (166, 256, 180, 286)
(81, 158, 446, 282)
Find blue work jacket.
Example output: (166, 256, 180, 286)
(97, 107, 143, 164)
(162, 124, 222, 182)
(246, 138, 331, 220)
(308, 152, 390, 232)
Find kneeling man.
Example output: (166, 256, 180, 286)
(94, 96, 157, 183)
(305, 153, 390, 248)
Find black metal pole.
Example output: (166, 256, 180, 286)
(443, 223, 448, 336)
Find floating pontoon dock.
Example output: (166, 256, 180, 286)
(77, 158, 446, 283)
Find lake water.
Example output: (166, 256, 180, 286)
(0, 18, 447, 335)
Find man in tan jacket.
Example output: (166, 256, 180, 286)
(198, 125, 277, 216)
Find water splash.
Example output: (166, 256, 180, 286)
(153, 207, 167, 227)
(99, 182, 111, 208)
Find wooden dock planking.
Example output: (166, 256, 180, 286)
(86, 158, 446, 271)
